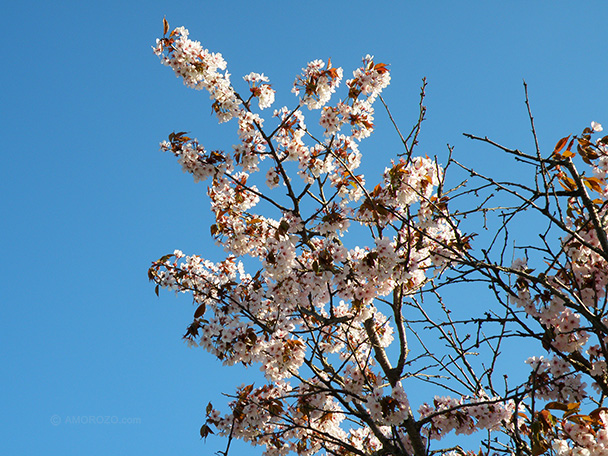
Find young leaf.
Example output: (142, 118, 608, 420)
(561, 150, 575, 158)
(194, 303, 206, 319)
(158, 253, 173, 263)
(553, 135, 570, 154)
(200, 423, 213, 439)
(559, 175, 577, 191)
(239, 383, 254, 399)
(544, 401, 568, 411)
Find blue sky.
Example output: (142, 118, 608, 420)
(2, 1, 607, 454)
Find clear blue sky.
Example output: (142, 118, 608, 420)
(2, 1, 607, 454)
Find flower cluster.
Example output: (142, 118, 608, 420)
(366, 383, 411, 426)
(419, 394, 515, 440)
(346, 55, 391, 104)
(496, 122, 608, 454)
(551, 410, 608, 456)
(315, 56, 390, 141)
(152, 24, 461, 454)
(153, 26, 241, 122)
(525, 356, 587, 403)
(160, 132, 232, 182)
(151, 20, 602, 456)
(244, 72, 275, 110)
(293, 59, 343, 110)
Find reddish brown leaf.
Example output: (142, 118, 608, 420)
(567, 138, 575, 151)
(560, 175, 577, 191)
(589, 407, 608, 422)
(584, 177, 604, 193)
(194, 303, 206, 319)
(200, 423, 213, 439)
(239, 383, 254, 399)
(561, 150, 575, 158)
(553, 136, 570, 154)
(545, 401, 569, 411)
(532, 438, 549, 456)
(566, 414, 593, 424)
(159, 253, 173, 263)
(374, 62, 389, 73)
(563, 402, 581, 418)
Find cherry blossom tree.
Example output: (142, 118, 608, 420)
(148, 19, 608, 456)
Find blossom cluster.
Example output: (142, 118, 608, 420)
(292, 59, 343, 110)
(551, 410, 608, 456)
(244, 72, 275, 109)
(524, 356, 587, 403)
(149, 21, 605, 456)
(153, 26, 243, 123)
(418, 394, 516, 440)
(151, 23, 464, 455)
(499, 122, 608, 454)
(316, 56, 390, 140)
